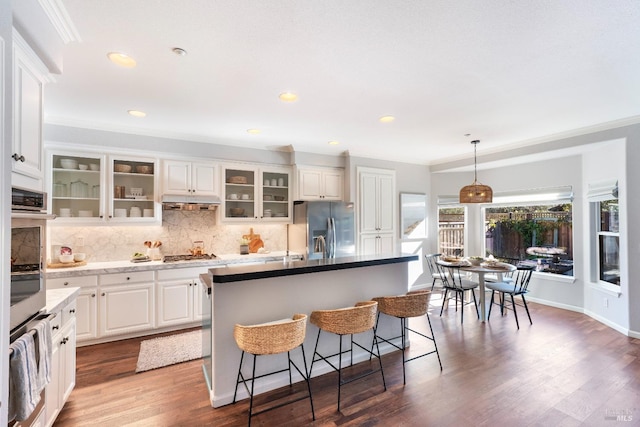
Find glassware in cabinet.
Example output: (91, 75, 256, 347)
(51, 154, 102, 219)
(224, 168, 255, 219)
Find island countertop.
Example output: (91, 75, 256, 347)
(207, 253, 419, 284)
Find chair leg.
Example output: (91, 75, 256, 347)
(471, 289, 479, 319)
(459, 291, 464, 324)
(522, 295, 533, 325)
(299, 344, 316, 421)
(400, 317, 407, 385)
(425, 313, 443, 371)
(440, 289, 449, 317)
(488, 290, 495, 320)
(510, 294, 520, 329)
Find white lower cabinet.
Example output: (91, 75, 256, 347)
(45, 299, 77, 427)
(360, 234, 395, 255)
(157, 267, 207, 327)
(99, 271, 155, 337)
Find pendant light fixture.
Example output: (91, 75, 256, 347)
(459, 140, 493, 203)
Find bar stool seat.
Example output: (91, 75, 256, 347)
(373, 291, 442, 384)
(309, 301, 386, 411)
(233, 314, 315, 426)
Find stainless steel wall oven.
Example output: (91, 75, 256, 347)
(10, 187, 54, 331)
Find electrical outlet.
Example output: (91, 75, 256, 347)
(604, 297, 609, 308)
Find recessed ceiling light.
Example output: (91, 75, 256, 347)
(379, 115, 395, 123)
(107, 52, 137, 68)
(172, 47, 187, 56)
(279, 92, 298, 102)
(128, 110, 146, 118)
(328, 140, 340, 146)
(247, 129, 261, 134)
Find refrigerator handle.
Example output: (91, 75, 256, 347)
(329, 217, 337, 258)
(326, 217, 333, 258)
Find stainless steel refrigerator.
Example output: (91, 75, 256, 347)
(288, 201, 356, 260)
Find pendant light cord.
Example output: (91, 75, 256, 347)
(472, 140, 480, 184)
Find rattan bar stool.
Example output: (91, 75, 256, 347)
(372, 291, 442, 384)
(232, 314, 315, 426)
(309, 301, 386, 411)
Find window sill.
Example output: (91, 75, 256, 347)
(589, 281, 622, 297)
(532, 271, 576, 284)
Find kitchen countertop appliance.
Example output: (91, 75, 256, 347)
(288, 201, 355, 260)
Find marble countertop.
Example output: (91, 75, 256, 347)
(45, 287, 80, 314)
(46, 251, 301, 278)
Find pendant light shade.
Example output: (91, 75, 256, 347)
(459, 140, 493, 203)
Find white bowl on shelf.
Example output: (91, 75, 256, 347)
(78, 164, 89, 170)
(60, 159, 78, 169)
(89, 163, 100, 171)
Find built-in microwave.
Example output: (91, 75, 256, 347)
(11, 186, 47, 212)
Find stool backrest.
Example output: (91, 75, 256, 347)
(234, 313, 307, 355)
(424, 253, 442, 277)
(310, 301, 378, 335)
(374, 291, 430, 318)
(512, 267, 534, 294)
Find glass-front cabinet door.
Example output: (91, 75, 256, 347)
(51, 153, 105, 221)
(222, 164, 291, 222)
(223, 166, 256, 220)
(261, 169, 291, 221)
(110, 157, 157, 221)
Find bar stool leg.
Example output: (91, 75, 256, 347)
(401, 317, 407, 385)
(338, 334, 344, 411)
(299, 343, 315, 420)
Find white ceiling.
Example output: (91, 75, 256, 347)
(44, 0, 640, 165)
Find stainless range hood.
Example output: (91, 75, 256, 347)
(162, 194, 221, 211)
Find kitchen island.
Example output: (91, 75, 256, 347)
(201, 253, 419, 407)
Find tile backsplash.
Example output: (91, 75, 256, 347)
(47, 210, 288, 262)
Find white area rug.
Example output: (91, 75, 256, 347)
(135, 330, 203, 373)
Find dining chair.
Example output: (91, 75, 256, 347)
(436, 262, 479, 323)
(486, 266, 534, 329)
(425, 253, 448, 291)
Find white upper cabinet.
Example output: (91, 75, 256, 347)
(222, 163, 292, 222)
(47, 149, 160, 224)
(162, 160, 218, 196)
(12, 30, 51, 191)
(296, 166, 344, 201)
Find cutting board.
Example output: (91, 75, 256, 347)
(242, 228, 264, 253)
(47, 260, 87, 269)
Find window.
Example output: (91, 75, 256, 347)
(596, 199, 620, 286)
(438, 206, 465, 256)
(483, 187, 574, 276)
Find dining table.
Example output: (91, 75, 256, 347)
(437, 259, 516, 321)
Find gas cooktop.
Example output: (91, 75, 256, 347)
(162, 254, 217, 262)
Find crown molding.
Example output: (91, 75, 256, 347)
(37, 0, 81, 43)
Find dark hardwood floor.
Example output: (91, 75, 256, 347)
(54, 292, 640, 426)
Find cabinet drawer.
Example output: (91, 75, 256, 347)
(47, 275, 98, 289)
(100, 270, 154, 286)
(157, 267, 210, 281)
(62, 299, 77, 325)
(49, 312, 62, 336)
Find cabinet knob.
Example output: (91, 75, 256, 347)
(126, 277, 130, 281)
(12, 153, 25, 162)
(91, 293, 96, 298)
(52, 325, 59, 331)
(64, 282, 69, 286)
(101, 292, 105, 296)
(69, 309, 76, 314)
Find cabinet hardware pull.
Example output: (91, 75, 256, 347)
(126, 277, 130, 280)
(69, 309, 76, 313)
(64, 282, 69, 286)
(91, 293, 96, 297)
(101, 292, 105, 296)
(52, 325, 59, 330)
(12, 153, 25, 162)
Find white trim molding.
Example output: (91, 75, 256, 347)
(37, 0, 81, 43)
